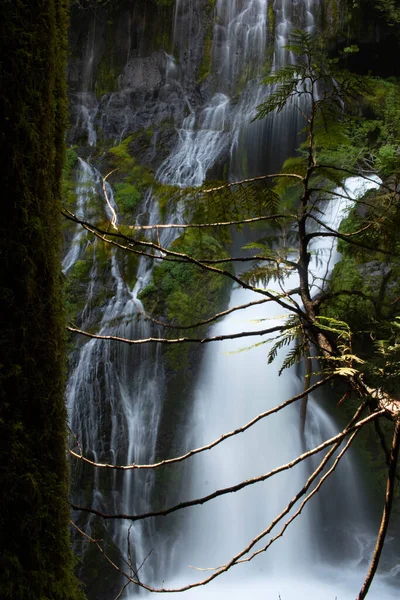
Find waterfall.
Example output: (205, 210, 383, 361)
(67, 159, 165, 583)
(148, 180, 398, 599)
(159, 0, 310, 185)
(66, 0, 400, 597)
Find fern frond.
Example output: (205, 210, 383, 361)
(278, 343, 307, 375)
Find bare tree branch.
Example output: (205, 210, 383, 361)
(70, 408, 371, 594)
(306, 218, 396, 256)
(123, 213, 295, 231)
(313, 164, 393, 193)
(235, 428, 360, 566)
(135, 297, 274, 330)
(63, 211, 304, 315)
(69, 375, 335, 470)
(357, 418, 400, 600)
(203, 173, 304, 193)
(67, 322, 292, 346)
(70, 410, 385, 522)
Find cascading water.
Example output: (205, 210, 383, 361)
(63, 158, 93, 274)
(153, 179, 398, 599)
(66, 0, 400, 597)
(159, 0, 310, 185)
(66, 159, 166, 583)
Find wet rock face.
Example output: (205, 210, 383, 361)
(120, 52, 164, 92)
(67, 0, 208, 161)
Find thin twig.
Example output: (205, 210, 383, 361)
(203, 173, 303, 193)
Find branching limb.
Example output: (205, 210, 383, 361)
(123, 213, 295, 231)
(357, 418, 400, 600)
(203, 173, 304, 193)
(70, 520, 140, 587)
(67, 322, 292, 346)
(235, 428, 359, 566)
(70, 410, 385, 522)
(69, 422, 366, 594)
(114, 580, 132, 600)
(69, 375, 334, 470)
(314, 164, 392, 193)
(135, 297, 274, 330)
(306, 216, 396, 256)
(63, 210, 303, 314)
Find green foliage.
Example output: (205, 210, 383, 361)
(256, 30, 365, 119)
(139, 230, 231, 369)
(375, 0, 400, 24)
(106, 135, 155, 221)
(114, 182, 142, 213)
(254, 29, 380, 183)
(318, 77, 400, 175)
(108, 135, 135, 167)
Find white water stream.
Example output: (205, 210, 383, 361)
(66, 0, 400, 597)
(149, 178, 398, 599)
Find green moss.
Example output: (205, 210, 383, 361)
(64, 259, 92, 320)
(94, 13, 121, 98)
(197, 30, 213, 83)
(197, 0, 216, 84)
(64, 241, 116, 322)
(108, 135, 135, 166)
(138, 230, 231, 369)
(120, 250, 139, 290)
(114, 182, 142, 213)
(62, 147, 78, 210)
(106, 135, 155, 221)
(324, 256, 375, 329)
(265, 0, 276, 74)
(95, 57, 119, 97)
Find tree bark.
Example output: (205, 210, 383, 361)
(0, 1, 85, 598)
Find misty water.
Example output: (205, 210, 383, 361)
(66, 0, 400, 598)
(145, 178, 399, 599)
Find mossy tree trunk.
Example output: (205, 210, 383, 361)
(0, 1, 85, 598)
